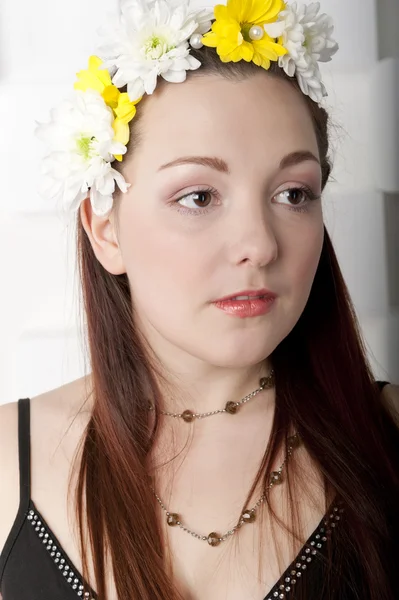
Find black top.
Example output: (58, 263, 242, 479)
(0, 382, 392, 599)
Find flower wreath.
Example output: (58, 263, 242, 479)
(35, 0, 339, 219)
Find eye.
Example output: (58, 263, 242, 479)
(173, 186, 220, 215)
(274, 185, 320, 213)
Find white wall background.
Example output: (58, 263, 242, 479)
(0, 0, 398, 405)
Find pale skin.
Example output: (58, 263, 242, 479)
(1, 71, 398, 600)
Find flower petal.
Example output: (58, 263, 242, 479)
(201, 31, 218, 47)
(127, 78, 146, 102)
(253, 37, 287, 60)
(102, 85, 120, 109)
(251, 0, 285, 25)
(111, 167, 130, 193)
(114, 93, 139, 122)
(161, 68, 187, 83)
(90, 187, 114, 217)
(144, 69, 159, 95)
(112, 119, 130, 146)
(263, 21, 286, 38)
(74, 55, 112, 94)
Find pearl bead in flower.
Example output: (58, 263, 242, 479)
(189, 33, 203, 49)
(249, 25, 264, 41)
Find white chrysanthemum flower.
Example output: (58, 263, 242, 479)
(96, 0, 214, 102)
(35, 90, 130, 217)
(265, 1, 339, 103)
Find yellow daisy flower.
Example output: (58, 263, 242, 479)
(74, 56, 142, 160)
(201, 0, 288, 70)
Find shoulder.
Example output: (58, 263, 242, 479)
(0, 401, 20, 555)
(380, 382, 399, 427)
(0, 374, 93, 557)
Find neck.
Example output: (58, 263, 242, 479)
(156, 359, 275, 417)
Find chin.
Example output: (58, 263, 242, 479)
(200, 340, 275, 370)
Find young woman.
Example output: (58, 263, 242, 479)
(1, 1, 398, 599)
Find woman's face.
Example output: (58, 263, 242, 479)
(88, 72, 324, 371)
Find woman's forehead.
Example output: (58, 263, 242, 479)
(132, 74, 318, 166)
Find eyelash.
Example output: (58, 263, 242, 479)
(172, 185, 320, 216)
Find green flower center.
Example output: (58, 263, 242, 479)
(76, 135, 97, 160)
(240, 23, 254, 43)
(143, 33, 175, 59)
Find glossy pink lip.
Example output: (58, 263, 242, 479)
(212, 296, 276, 318)
(213, 288, 277, 302)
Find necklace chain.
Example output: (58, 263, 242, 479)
(151, 432, 301, 547)
(148, 369, 275, 422)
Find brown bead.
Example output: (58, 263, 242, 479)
(225, 401, 238, 414)
(207, 532, 221, 546)
(259, 373, 275, 388)
(241, 510, 256, 524)
(259, 376, 273, 388)
(181, 410, 195, 422)
(166, 513, 180, 526)
(288, 433, 301, 449)
(270, 470, 283, 485)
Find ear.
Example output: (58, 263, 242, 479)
(79, 196, 126, 275)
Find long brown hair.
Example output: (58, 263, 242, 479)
(70, 43, 399, 600)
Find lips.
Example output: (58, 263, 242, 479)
(212, 294, 276, 318)
(213, 288, 276, 303)
(230, 294, 265, 300)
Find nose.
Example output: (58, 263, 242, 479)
(229, 205, 278, 268)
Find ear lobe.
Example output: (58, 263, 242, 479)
(79, 196, 126, 275)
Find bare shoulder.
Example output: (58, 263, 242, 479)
(380, 382, 399, 427)
(0, 400, 19, 555)
(0, 374, 94, 558)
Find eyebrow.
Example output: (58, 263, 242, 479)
(157, 150, 320, 174)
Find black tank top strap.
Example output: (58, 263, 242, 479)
(0, 398, 32, 585)
(18, 397, 31, 510)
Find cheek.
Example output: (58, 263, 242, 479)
(288, 226, 324, 300)
(120, 212, 214, 316)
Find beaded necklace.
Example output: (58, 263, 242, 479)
(149, 369, 301, 547)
